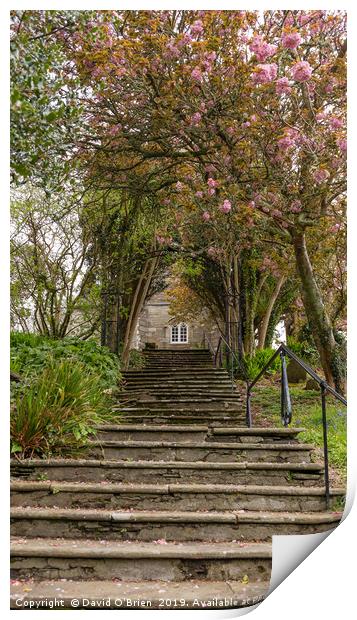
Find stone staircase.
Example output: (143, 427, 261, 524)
(10, 349, 344, 609)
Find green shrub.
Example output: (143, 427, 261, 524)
(11, 359, 114, 458)
(128, 349, 146, 369)
(243, 348, 281, 381)
(10, 333, 121, 389)
(286, 337, 319, 366)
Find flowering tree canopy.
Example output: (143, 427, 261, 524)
(10, 10, 347, 389)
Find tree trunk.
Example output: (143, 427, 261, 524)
(122, 257, 158, 369)
(292, 230, 344, 393)
(257, 275, 285, 350)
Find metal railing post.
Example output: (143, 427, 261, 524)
(246, 387, 252, 427)
(321, 384, 330, 510)
(280, 349, 292, 427)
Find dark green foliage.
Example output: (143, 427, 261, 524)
(11, 359, 114, 458)
(243, 348, 281, 381)
(286, 336, 319, 366)
(10, 333, 121, 388)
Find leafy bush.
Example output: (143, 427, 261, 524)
(11, 333, 121, 388)
(243, 348, 281, 381)
(11, 359, 114, 458)
(128, 349, 146, 369)
(286, 337, 319, 366)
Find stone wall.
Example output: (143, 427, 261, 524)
(136, 291, 220, 350)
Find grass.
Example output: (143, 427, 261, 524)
(248, 381, 347, 484)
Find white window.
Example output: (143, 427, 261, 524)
(170, 323, 188, 344)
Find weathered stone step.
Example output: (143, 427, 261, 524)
(94, 425, 305, 443)
(10, 459, 325, 486)
(10, 507, 342, 542)
(117, 407, 244, 415)
(123, 382, 234, 389)
(10, 578, 270, 609)
(117, 415, 246, 426)
(119, 400, 243, 411)
(121, 391, 240, 399)
(10, 538, 272, 582)
(11, 480, 345, 513)
(87, 440, 314, 463)
(122, 383, 234, 390)
(95, 424, 208, 442)
(123, 370, 228, 377)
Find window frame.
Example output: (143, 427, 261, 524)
(170, 323, 188, 344)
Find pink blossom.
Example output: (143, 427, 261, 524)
(207, 177, 218, 188)
(325, 77, 338, 93)
(207, 188, 216, 196)
(251, 114, 258, 122)
(156, 235, 166, 245)
(207, 247, 216, 257)
(191, 67, 203, 83)
(195, 190, 204, 198)
(299, 13, 311, 26)
(177, 33, 192, 48)
(291, 61, 313, 82)
(282, 31, 303, 50)
(330, 116, 343, 130)
(190, 112, 202, 126)
(191, 20, 204, 36)
(249, 36, 277, 62)
(248, 201, 255, 209)
(316, 112, 327, 121)
(330, 223, 341, 233)
(219, 199, 232, 214)
(202, 211, 211, 221)
(336, 138, 347, 152)
(290, 200, 302, 213)
(277, 135, 295, 151)
(276, 77, 292, 95)
(251, 63, 278, 85)
(227, 126, 235, 135)
(165, 42, 180, 59)
(277, 128, 299, 151)
(271, 209, 282, 218)
(313, 169, 330, 183)
(242, 121, 251, 129)
(176, 181, 183, 191)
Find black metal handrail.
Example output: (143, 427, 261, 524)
(246, 343, 347, 509)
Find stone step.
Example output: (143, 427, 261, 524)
(123, 370, 229, 377)
(122, 383, 235, 390)
(116, 407, 244, 415)
(10, 507, 342, 542)
(118, 401, 243, 411)
(10, 459, 325, 486)
(117, 416, 246, 426)
(142, 347, 211, 357)
(10, 578, 270, 609)
(94, 425, 305, 443)
(122, 383, 232, 390)
(87, 440, 314, 463)
(10, 538, 272, 582)
(11, 481, 345, 514)
(120, 391, 240, 398)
